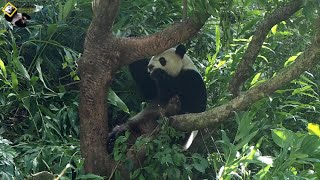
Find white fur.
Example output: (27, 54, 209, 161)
(11, 13, 23, 25)
(148, 48, 198, 77)
(5, 6, 13, 13)
(183, 130, 198, 150)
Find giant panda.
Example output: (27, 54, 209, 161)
(129, 44, 207, 150)
(4, 5, 31, 28)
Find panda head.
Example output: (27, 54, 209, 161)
(5, 6, 14, 14)
(147, 45, 196, 77)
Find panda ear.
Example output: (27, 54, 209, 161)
(175, 44, 186, 58)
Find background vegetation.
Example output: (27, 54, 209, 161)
(0, 0, 319, 179)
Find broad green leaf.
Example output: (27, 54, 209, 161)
(108, 89, 129, 113)
(192, 163, 206, 173)
(308, 123, 320, 137)
(0, 59, 6, 78)
(63, 0, 75, 20)
(299, 135, 320, 155)
(271, 128, 296, 148)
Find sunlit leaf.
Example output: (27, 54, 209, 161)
(271, 24, 277, 34)
(0, 59, 6, 78)
(284, 52, 303, 66)
(271, 128, 296, 148)
(251, 72, 261, 85)
(308, 123, 320, 137)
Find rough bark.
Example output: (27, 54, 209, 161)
(229, 0, 304, 97)
(120, 15, 209, 65)
(171, 19, 320, 131)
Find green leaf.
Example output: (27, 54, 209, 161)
(11, 72, 18, 90)
(308, 123, 320, 137)
(36, 59, 54, 92)
(251, 72, 261, 86)
(47, 24, 58, 36)
(13, 57, 30, 80)
(77, 174, 104, 180)
(271, 128, 296, 148)
(108, 89, 129, 113)
(271, 24, 277, 34)
(292, 85, 312, 96)
(192, 163, 206, 173)
(299, 135, 320, 155)
(63, 0, 75, 20)
(58, 2, 63, 22)
(235, 130, 258, 151)
(0, 59, 7, 78)
(254, 165, 271, 179)
(284, 52, 302, 67)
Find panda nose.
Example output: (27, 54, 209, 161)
(148, 64, 154, 71)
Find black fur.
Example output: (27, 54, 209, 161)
(129, 59, 157, 100)
(175, 44, 187, 58)
(4, 12, 15, 22)
(151, 68, 206, 113)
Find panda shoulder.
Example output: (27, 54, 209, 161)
(181, 55, 199, 72)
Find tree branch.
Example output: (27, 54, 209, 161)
(91, 0, 121, 32)
(229, 0, 304, 97)
(119, 14, 209, 65)
(182, 0, 188, 21)
(171, 18, 320, 131)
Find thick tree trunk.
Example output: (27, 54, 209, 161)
(78, 32, 121, 174)
(78, 56, 111, 175)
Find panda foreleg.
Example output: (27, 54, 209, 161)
(129, 59, 157, 101)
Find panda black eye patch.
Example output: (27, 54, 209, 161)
(159, 57, 166, 66)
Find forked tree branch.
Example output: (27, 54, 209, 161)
(229, 0, 304, 97)
(170, 17, 320, 131)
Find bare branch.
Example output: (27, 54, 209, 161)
(182, 0, 188, 21)
(229, 0, 304, 97)
(171, 18, 320, 131)
(119, 15, 209, 65)
(91, 0, 121, 32)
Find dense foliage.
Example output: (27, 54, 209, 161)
(0, 0, 319, 179)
